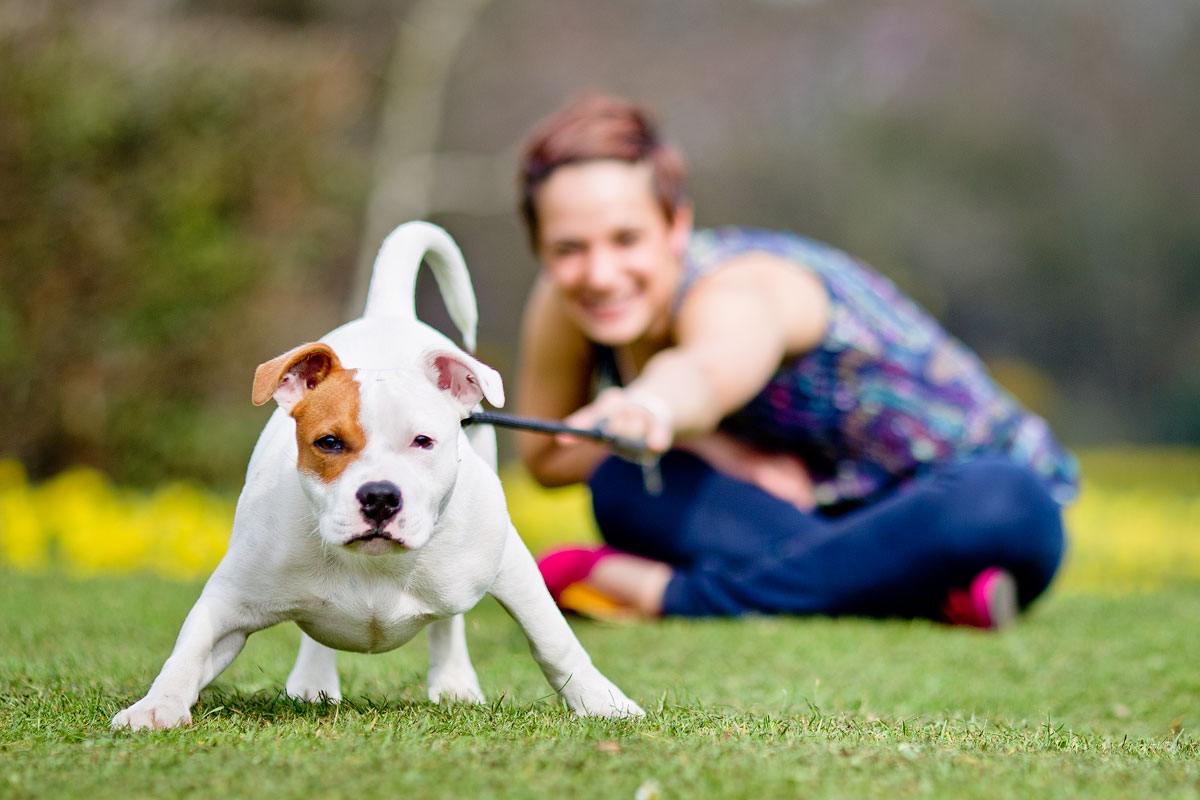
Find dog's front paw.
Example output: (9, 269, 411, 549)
(111, 696, 193, 731)
(560, 672, 645, 718)
(427, 666, 486, 705)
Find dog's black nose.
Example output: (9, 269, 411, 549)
(357, 481, 402, 524)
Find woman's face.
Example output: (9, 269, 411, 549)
(534, 160, 692, 347)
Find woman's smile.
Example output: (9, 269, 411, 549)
(578, 286, 641, 318)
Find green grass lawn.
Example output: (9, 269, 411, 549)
(2, 571, 1198, 799)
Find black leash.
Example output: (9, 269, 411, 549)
(465, 411, 645, 452)
(464, 411, 663, 494)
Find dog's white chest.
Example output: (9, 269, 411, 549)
(295, 590, 435, 654)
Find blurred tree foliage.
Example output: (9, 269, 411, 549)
(2, 0, 1197, 491)
(0, 6, 370, 486)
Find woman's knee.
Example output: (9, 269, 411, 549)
(950, 458, 1059, 532)
(944, 457, 1065, 592)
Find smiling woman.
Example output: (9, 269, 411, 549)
(513, 93, 1079, 626)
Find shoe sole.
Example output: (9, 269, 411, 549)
(981, 569, 1019, 628)
(557, 582, 640, 624)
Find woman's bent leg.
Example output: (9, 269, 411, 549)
(591, 452, 1065, 619)
(589, 450, 824, 569)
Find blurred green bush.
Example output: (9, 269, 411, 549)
(0, 9, 370, 487)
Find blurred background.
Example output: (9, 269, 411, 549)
(2, 0, 1198, 492)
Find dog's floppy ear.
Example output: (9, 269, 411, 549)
(252, 342, 344, 412)
(423, 348, 505, 415)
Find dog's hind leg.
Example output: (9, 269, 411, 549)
(426, 614, 485, 703)
(286, 632, 342, 703)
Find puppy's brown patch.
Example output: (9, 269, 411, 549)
(292, 369, 366, 483)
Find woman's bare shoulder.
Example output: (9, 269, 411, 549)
(680, 251, 830, 355)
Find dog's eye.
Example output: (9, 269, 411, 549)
(412, 435, 434, 450)
(314, 435, 345, 453)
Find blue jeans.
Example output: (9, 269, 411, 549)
(588, 450, 1065, 618)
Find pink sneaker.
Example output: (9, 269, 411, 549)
(536, 544, 620, 604)
(536, 544, 642, 622)
(942, 567, 1018, 629)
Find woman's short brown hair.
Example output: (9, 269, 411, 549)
(517, 93, 688, 247)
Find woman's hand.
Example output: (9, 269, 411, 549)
(561, 386, 675, 454)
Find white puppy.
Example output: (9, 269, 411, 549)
(112, 222, 643, 730)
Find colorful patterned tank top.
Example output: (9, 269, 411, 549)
(679, 227, 1079, 507)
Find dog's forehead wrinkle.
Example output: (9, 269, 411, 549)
(356, 373, 456, 444)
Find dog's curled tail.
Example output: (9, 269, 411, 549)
(362, 221, 480, 352)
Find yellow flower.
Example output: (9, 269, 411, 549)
(38, 467, 152, 576)
(0, 449, 1197, 592)
(0, 462, 48, 570)
(142, 482, 233, 580)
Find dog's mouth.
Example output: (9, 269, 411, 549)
(345, 528, 406, 554)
